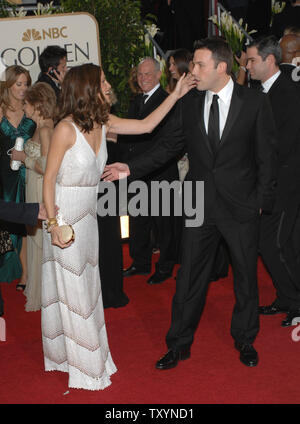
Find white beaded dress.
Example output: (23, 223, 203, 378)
(24, 139, 44, 312)
(41, 123, 117, 390)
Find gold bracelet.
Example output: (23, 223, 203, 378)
(46, 218, 58, 230)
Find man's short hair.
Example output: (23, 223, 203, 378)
(248, 36, 282, 66)
(193, 37, 233, 75)
(138, 57, 161, 72)
(284, 25, 300, 36)
(39, 45, 67, 73)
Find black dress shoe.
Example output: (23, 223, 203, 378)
(209, 272, 228, 282)
(147, 270, 172, 284)
(123, 265, 151, 277)
(259, 300, 289, 315)
(156, 348, 191, 370)
(234, 341, 258, 367)
(281, 309, 300, 327)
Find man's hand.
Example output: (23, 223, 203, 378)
(101, 163, 130, 181)
(38, 203, 59, 220)
(48, 68, 67, 85)
(52, 68, 67, 85)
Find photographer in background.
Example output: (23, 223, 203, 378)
(36, 45, 67, 99)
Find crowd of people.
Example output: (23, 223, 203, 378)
(0, 0, 299, 392)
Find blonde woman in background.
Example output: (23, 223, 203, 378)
(11, 82, 56, 311)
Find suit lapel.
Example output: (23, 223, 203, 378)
(140, 87, 164, 118)
(219, 83, 243, 147)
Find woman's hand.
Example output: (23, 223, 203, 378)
(11, 149, 26, 162)
(235, 51, 247, 68)
(174, 73, 197, 99)
(50, 226, 73, 249)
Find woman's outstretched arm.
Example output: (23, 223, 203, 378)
(107, 73, 195, 135)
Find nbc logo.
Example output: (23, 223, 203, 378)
(22, 29, 42, 41)
(22, 27, 68, 42)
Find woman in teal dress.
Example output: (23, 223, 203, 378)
(0, 65, 36, 286)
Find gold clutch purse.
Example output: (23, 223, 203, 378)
(60, 225, 75, 243)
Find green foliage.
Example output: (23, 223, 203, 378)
(0, 1, 11, 17)
(60, 0, 146, 116)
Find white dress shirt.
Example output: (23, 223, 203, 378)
(204, 77, 234, 139)
(143, 83, 160, 103)
(262, 70, 281, 93)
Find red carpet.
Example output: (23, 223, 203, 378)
(0, 243, 299, 404)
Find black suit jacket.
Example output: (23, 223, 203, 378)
(36, 73, 60, 99)
(0, 200, 38, 226)
(267, 73, 300, 210)
(128, 83, 277, 223)
(279, 64, 300, 87)
(119, 86, 179, 182)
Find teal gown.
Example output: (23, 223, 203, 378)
(0, 115, 36, 283)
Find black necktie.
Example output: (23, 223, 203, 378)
(208, 94, 220, 153)
(258, 83, 264, 92)
(138, 94, 148, 114)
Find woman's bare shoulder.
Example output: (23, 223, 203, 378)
(52, 119, 76, 148)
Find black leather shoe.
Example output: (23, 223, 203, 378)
(123, 265, 151, 277)
(281, 309, 300, 327)
(156, 348, 191, 370)
(234, 341, 258, 367)
(259, 300, 289, 315)
(210, 272, 228, 282)
(147, 270, 172, 284)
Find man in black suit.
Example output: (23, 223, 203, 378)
(0, 201, 47, 316)
(279, 34, 300, 85)
(36, 45, 67, 100)
(104, 37, 277, 367)
(246, 36, 300, 327)
(120, 57, 179, 284)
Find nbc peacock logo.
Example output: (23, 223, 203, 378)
(22, 29, 42, 42)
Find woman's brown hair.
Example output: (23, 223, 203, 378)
(25, 82, 56, 120)
(0, 65, 32, 115)
(58, 63, 110, 132)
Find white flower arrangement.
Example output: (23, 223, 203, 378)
(7, 1, 56, 17)
(144, 23, 159, 47)
(8, 5, 26, 17)
(34, 1, 55, 16)
(271, 0, 286, 15)
(209, 11, 256, 72)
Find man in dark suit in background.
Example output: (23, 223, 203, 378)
(279, 33, 300, 85)
(0, 201, 48, 316)
(120, 57, 179, 285)
(246, 36, 300, 327)
(104, 37, 277, 368)
(36, 45, 67, 100)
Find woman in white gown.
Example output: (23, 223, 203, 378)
(42, 63, 193, 391)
